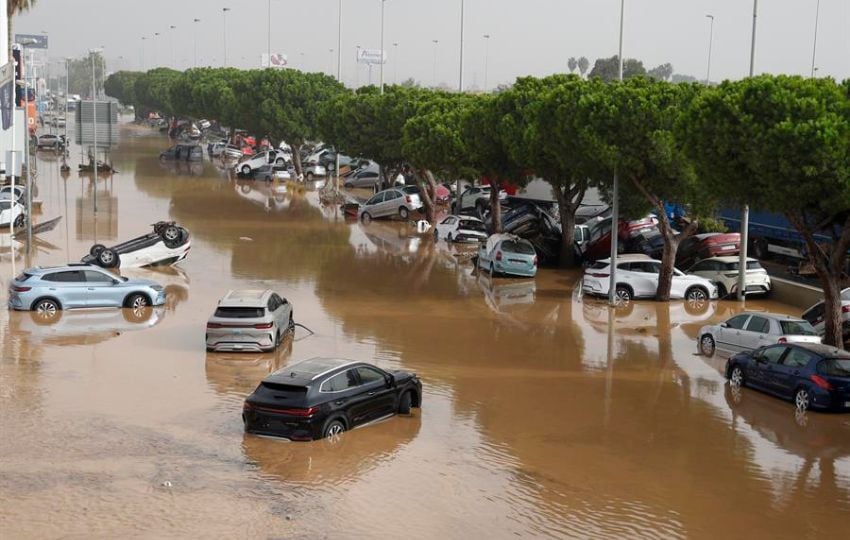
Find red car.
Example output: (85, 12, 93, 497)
(582, 216, 657, 261)
(676, 232, 741, 269)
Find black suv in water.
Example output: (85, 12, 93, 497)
(243, 357, 422, 441)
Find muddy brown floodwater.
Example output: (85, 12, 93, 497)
(3, 123, 850, 539)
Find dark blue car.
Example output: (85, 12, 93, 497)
(725, 343, 850, 411)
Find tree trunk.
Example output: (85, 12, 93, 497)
(551, 181, 586, 268)
(415, 168, 438, 225)
(291, 143, 303, 180)
(489, 178, 502, 233)
(655, 208, 677, 302)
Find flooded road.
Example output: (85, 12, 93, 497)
(3, 123, 850, 538)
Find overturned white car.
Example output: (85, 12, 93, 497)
(82, 221, 191, 269)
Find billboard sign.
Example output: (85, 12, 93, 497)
(0, 62, 13, 130)
(357, 49, 386, 65)
(14, 34, 48, 49)
(261, 53, 288, 68)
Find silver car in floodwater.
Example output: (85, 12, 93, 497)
(206, 289, 293, 353)
(359, 187, 423, 221)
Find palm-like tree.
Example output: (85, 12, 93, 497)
(7, 0, 37, 52)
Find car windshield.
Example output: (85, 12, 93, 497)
(818, 358, 850, 377)
(214, 307, 265, 318)
(501, 240, 535, 255)
(779, 320, 817, 336)
(459, 220, 485, 232)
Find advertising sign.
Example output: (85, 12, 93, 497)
(14, 34, 48, 49)
(0, 62, 13, 130)
(357, 49, 386, 65)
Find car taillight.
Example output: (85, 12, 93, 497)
(589, 273, 609, 278)
(532, 256, 538, 266)
(206, 322, 222, 329)
(843, 305, 850, 314)
(282, 407, 318, 417)
(254, 322, 273, 330)
(496, 251, 502, 261)
(778, 337, 787, 343)
(11, 285, 31, 292)
(405, 196, 412, 203)
(243, 401, 254, 412)
(811, 374, 833, 391)
(723, 273, 739, 278)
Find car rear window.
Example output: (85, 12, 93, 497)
(260, 382, 308, 395)
(214, 307, 265, 318)
(460, 220, 486, 232)
(501, 240, 535, 255)
(818, 359, 850, 377)
(722, 261, 764, 271)
(14, 272, 31, 282)
(779, 320, 817, 336)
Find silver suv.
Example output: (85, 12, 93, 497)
(206, 289, 293, 353)
(359, 187, 423, 221)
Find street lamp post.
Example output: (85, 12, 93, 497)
(355, 45, 361, 87)
(380, 0, 386, 94)
(704, 15, 714, 85)
(154, 32, 160, 67)
(482, 34, 491, 91)
(169, 25, 176, 68)
(458, 0, 465, 92)
(608, 0, 625, 307)
(267, 0, 272, 65)
(90, 49, 99, 215)
(140, 36, 146, 70)
(335, 0, 342, 194)
(810, 0, 821, 77)
(193, 19, 201, 68)
(432, 39, 439, 87)
(329, 48, 334, 76)
(393, 42, 399, 83)
(222, 7, 231, 67)
(738, 0, 758, 302)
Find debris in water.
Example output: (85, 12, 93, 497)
(239, 237, 254, 242)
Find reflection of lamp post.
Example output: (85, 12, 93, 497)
(89, 48, 102, 215)
(222, 7, 231, 67)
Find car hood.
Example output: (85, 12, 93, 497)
(123, 278, 161, 288)
(391, 370, 417, 383)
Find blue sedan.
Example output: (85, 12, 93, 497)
(478, 234, 538, 278)
(725, 343, 850, 411)
(8, 264, 166, 315)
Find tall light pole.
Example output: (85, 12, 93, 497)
(704, 15, 714, 85)
(738, 0, 758, 302)
(458, 0, 465, 92)
(335, 0, 343, 194)
(328, 48, 334, 76)
(193, 19, 201, 68)
(90, 49, 100, 215)
(393, 42, 399, 83)
(482, 34, 491, 91)
(355, 45, 361, 87)
(267, 0, 272, 65)
(810, 0, 821, 77)
(608, 0, 625, 307)
(222, 7, 231, 67)
(154, 32, 160, 67)
(169, 25, 176, 68)
(380, 0, 387, 94)
(141, 36, 146, 70)
(432, 39, 439, 87)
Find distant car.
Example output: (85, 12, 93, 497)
(235, 149, 290, 175)
(435, 215, 487, 243)
(359, 187, 423, 221)
(582, 216, 657, 262)
(478, 234, 538, 278)
(160, 144, 203, 162)
(0, 199, 25, 228)
(344, 169, 381, 189)
(432, 184, 451, 204)
(7, 264, 166, 314)
(698, 312, 821, 357)
(575, 204, 611, 225)
(242, 357, 422, 441)
(206, 289, 293, 353)
(725, 343, 850, 411)
(686, 256, 772, 298)
(36, 134, 66, 151)
(452, 185, 507, 216)
(223, 144, 244, 160)
(207, 141, 227, 157)
(676, 232, 741, 269)
(581, 254, 718, 303)
(81, 221, 191, 269)
(51, 117, 66, 128)
(0, 185, 26, 203)
(302, 162, 326, 181)
(801, 288, 850, 342)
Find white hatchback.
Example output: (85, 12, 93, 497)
(582, 254, 719, 303)
(435, 215, 488, 243)
(686, 256, 771, 298)
(698, 312, 822, 357)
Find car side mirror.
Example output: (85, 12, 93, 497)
(385, 373, 395, 387)
(720, 322, 728, 328)
(112, 279, 120, 285)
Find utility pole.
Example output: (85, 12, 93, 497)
(705, 15, 714, 85)
(738, 0, 757, 302)
(458, 0, 465, 92)
(608, 0, 625, 306)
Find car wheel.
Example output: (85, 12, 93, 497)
(399, 207, 410, 220)
(288, 313, 295, 331)
(398, 391, 413, 415)
(751, 237, 769, 260)
(13, 214, 25, 228)
(685, 286, 709, 303)
(89, 243, 106, 257)
(614, 285, 632, 304)
(794, 387, 811, 411)
(361, 212, 372, 223)
(125, 293, 149, 309)
(344, 182, 353, 188)
(32, 298, 61, 318)
(240, 165, 252, 175)
(275, 158, 284, 166)
(162, 225, 182, 247)
(729, 365, 745, 387)
(700, 334, 716, 357)
(323, 419, 345, 440)
(123, 305, 151, 323)
(97, 248, 119, 268)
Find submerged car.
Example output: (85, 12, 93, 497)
(676, 232, 741, 269)
(581, 254, 718, 303)
(206, 289, 293, 353)
(36, 134, 66, 151)
(235, 149, 290, 175)
(252, 164, 292, 181)
(725, 343, 850, 411)
(8, 264, 166, 314)
(801, 288, 850, 342)
(81, 221, 191, 269)
(359, 187, 423, 221)
(698, 312, 821, 357)
(160, 144, 204, 162)
(435, 215, 487, 243)
(242, 357, 422, 441)
(477, 234, 538, 278)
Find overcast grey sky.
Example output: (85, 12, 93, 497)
(16, 0, 850, 88)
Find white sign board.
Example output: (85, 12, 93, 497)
(5, 150, 22, 176)
(261, 53, 288, 69)
(357, 49, 386, 65)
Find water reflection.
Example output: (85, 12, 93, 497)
(8, 306, 165, 347)
(205, 336, 294, 397)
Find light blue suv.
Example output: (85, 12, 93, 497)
(8, 264, 166, 315)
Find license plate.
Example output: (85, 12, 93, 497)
(233, 329, 242, 335)
(721, 244, 735, 250)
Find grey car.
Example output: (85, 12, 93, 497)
(7, 264, 166, 315)
(359, 187, 423, 221)
(206, 289, 294, 353)
(344, 169, 381, 189)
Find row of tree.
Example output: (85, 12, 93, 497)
(104, 68, 850, 348)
